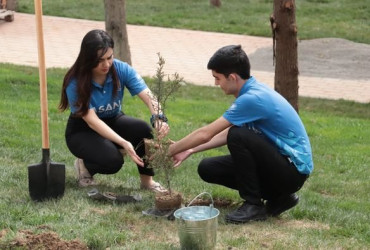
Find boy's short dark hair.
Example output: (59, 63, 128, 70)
(207, 45, 250, 80)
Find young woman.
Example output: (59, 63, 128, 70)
(59, 29, 168, 192)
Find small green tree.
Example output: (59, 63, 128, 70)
(145, 53, 183, 195)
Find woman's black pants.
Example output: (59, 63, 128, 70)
(198, 126, 308, 205)
(65, 112, 154, 176)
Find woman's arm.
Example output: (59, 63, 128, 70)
(137, 88, 169, 137)
(137, 88, 160, 115)
(82, 109, 144, 166)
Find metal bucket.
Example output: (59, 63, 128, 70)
(174, 192, 219, 250)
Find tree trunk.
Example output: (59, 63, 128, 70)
(104, 0, 132, 65)
(3, 0, 17, 10)
(210, 0, 221, 7)
(271, 0, 299, 112)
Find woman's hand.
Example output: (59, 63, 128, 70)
(172, 149, 193, 167)
(122, 140, 144, 167)
(155, 121, 170, 139)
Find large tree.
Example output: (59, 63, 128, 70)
(210, 0, 221, 7)
(3, 0, 17, 10)
(270, 0, 299, 112)
(104, 0, 132, 65)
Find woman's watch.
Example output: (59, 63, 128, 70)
(150, 114, 168, 128)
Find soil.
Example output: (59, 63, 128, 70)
(155, 191, 182, 211)
(1, 229, 88, 249)
(249, 38, 370, 80)
(186, 198, 235, 208)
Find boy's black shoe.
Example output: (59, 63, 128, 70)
(266, 193, 299, 217)
(225, 202, 267, 224)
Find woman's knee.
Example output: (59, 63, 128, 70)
(132, 119, 153, 139)
(137, 121, 152, 138)
(131, 121, 153, 150)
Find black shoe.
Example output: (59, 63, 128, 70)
(266, 193, 299, 217)
(225, 202, 267, 224)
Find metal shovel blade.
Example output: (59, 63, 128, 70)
(28, 0, 65, 202)
(28, 149, 65, 201)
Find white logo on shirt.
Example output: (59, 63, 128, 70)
(96, 100, 121, 113)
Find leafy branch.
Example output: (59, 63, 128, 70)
(145, 53, 183, 194)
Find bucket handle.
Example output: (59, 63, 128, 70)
(187, 192, 214, 207)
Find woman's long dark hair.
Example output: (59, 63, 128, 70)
(59, 29, 119, 117)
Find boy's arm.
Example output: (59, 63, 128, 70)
(169, 116, 231, 156)
(172, 127, 230, 167)
(191, 127, 230, 153)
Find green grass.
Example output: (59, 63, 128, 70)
(17, 0, 370, 44)
(0, 64, 369, 249)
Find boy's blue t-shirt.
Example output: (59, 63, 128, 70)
(66, 59, 147, 118)
(223, 76, 313, 175)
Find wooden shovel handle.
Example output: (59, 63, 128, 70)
(34, 0, 49, 149)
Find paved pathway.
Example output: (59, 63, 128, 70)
(1, 13, 369, 103)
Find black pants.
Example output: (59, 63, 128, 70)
(198, 126, 308, 205)
(65, 112, 154, 176)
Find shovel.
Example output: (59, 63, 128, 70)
(28, 0, 65, 201)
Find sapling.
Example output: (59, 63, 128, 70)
(145, 53, 183, 196)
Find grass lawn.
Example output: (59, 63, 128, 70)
(2, 0, 370, 248)
(0, 64, 369, 249)
(17, 0, 370, 44)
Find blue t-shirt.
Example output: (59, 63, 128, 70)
(66, 59, 147, 118)
(223, 76, 313, 175)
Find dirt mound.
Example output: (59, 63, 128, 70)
(2, 229, 88, 250)
(186, 198, 235, 208)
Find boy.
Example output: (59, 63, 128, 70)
(169, 45, 313, 224)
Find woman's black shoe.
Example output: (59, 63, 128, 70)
(266, 193, 299, 217)
(225, 202, 267, 224)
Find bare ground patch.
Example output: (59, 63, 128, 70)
(1, 229, 88, 250)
